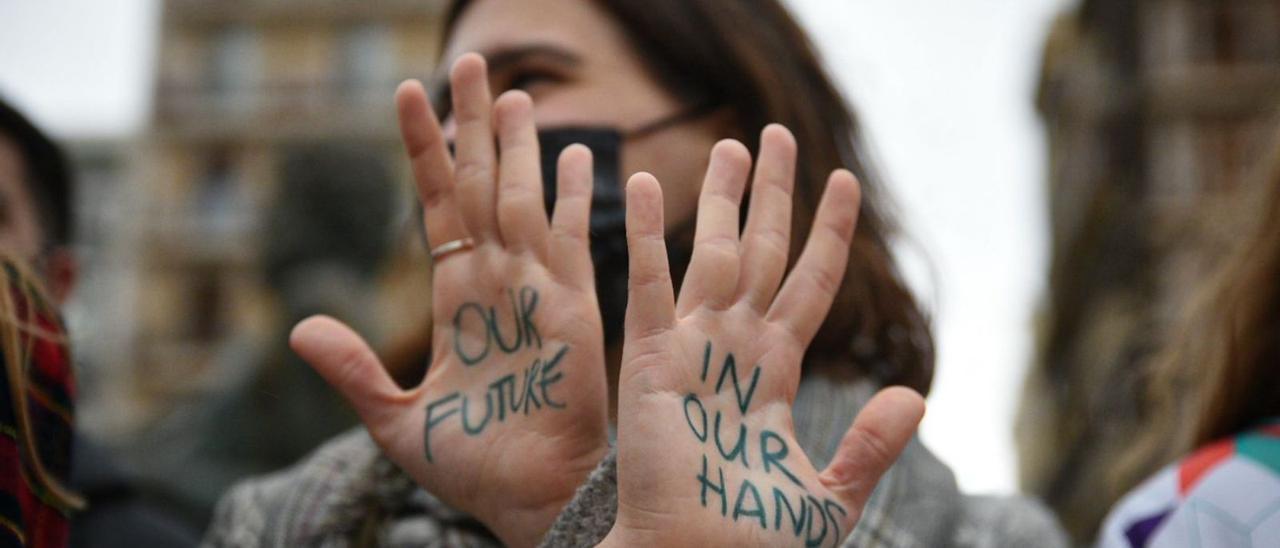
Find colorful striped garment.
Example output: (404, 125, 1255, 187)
(1098, 420, 1280, 548)
(0, 265, 78, 548)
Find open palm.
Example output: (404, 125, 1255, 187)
(603, 126, 926, 547)
(289, 54, 608, 547)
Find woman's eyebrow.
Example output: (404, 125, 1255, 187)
(483, 44, 583, 72)
(430, 44, 583, 113)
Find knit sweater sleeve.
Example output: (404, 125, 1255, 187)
(954, 495, 1070, 548)
(538, 447, 619, 547)
(202, 428, 505, 547)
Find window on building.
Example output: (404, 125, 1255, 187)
(210, 24, 263, 112)
(340, 23, 395, 104)
(193, 148, 246, 241)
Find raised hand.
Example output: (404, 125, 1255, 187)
(602, 126, 926, 547)
(288, 54, 609, 547)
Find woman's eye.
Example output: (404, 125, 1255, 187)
(508, 71, 560, 93)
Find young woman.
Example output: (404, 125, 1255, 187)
(207, 1, 1066, 546)
(0, 99, 83, 547)
(1097, 133, 1280, 547)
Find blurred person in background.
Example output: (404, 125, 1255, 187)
(1096, 128, 1280, 547)
(0, 100, 75, 305)
(0, 97, 196, 546)
(206, 0, 1067, 546)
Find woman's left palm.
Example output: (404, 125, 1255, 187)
(604, 126, 926, 547)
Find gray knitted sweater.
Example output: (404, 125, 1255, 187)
(203, 377, 1067, 547)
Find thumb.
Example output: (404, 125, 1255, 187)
(818, 387, 926, 512)
(290, 315, 404, 427)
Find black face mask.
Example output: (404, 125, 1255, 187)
(537, 106, 712, 344)
(537, 127, 628, 344)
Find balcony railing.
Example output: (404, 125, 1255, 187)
(153, 78, 415, 140)
(166, 0, 446, 26)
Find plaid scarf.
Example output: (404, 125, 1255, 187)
(0, 262, 78, 548)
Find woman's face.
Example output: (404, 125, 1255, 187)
(442, 0, 724, 233)
(0, 134, 44, 261)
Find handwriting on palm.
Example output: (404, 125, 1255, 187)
(605, 128, 926, 547)
(288, 55, 608, 546)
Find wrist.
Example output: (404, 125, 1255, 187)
(596, 530, 622, 548)
(485, 443, 610, 547)
(596, 525, 659, 548)
(486, 494, 575, 548)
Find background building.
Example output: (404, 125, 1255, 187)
(68, 0, 446, 529)
(1019, 0, 1280, 541)
(6, 0, 1089, 498)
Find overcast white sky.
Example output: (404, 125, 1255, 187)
(0, 0, 1073, 494)
(787, 0, 1074, 494)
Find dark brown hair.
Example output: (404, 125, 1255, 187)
(442, 0, 935, 393)
(0, 97, 74, 247)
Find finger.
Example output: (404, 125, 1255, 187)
(549, 144, 596, 291)
(625, 173, 676, 337)
(766, 170, 861, 346)
(675, 139, 751, 315)
(290, 316, 407, 430)
(395, 80, 469, 250)
(450, 53, 500, 241)
(494, 90, 551, 257)
(819, 387, 925, 511)
(737, 125, 797, 312)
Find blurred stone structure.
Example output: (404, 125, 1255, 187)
(1018, 0, 1280, 542)
(66, 0, 445, 529)
(63, 138, 147, 433)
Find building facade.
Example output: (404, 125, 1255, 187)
(70, 0, 446, 527)
(1018, 0, 1280, 541)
